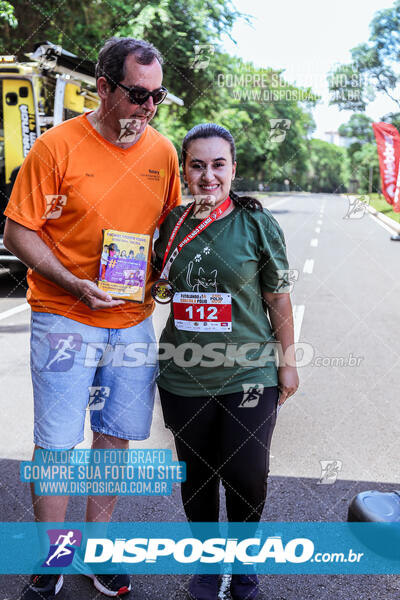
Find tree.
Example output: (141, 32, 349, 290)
(204, 55, 317, 190)
(0, 0, 241, 123)
(328, 1, 400, 113)
(151, 51, 318, 190)
(0, 1, 16, 27)
(338, 113, 374, 143)
(307, 140, 350, 193)
(351, 143, 380, 194)
(119, 0, 244, 128)
(337, 114, 382, 194)
(0, 0, 319, 188)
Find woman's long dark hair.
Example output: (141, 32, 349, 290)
(181, 123, 263, 212)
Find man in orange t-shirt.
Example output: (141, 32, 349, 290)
(4, 37, 181, 599)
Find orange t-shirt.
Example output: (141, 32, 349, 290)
(4, 113, 181, 328)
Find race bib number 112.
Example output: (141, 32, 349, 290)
(173, 292, 232, 332)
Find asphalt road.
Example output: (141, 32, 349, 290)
(0, 192, 400, 599)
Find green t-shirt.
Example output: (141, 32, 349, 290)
(154, 203, 289, 396)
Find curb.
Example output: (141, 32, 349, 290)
(343, 194, 400, 233)
(366, 204, 400, 234)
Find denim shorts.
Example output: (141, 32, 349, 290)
(30, 311, 158, 450)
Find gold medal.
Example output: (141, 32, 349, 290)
(151, 279, 174, 304)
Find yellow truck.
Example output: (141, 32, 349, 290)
(0, 42, 183, 273)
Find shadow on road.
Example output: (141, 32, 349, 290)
(0, 324, 30, 333)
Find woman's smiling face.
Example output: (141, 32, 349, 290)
(183, 137, 236, 207)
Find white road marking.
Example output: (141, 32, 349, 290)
(368, 213, 399, 234)
(310, 238, 318, 247)
(293, 304, 305, 343)
(0, 302, 29, 322)
(263, 196, 291, 210)
(303, 259, 314, 274)
(315, 227, 321, 233)
(317, 219, 323, 225)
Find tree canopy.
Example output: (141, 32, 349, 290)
(1, 0, 347, 191)
(338, 113, 374, 144)
(328, 1, 400, 113)
(0, 1, 16, 27)
(307, 140, 350, 194)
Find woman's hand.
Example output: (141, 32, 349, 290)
(277, 365, 299, 405)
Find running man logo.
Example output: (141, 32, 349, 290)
(192, 194, 217, 219)
(268, 119, 291, 143)
(318, 460, 342, 485)
(190, 44, 215, 70)
(276, 269, 299, 293)
(118, 118, 142, 143)
(43, 334, 82, 372)
(343, 195, 369, 219)
(88, 386, 110, 411)
(239, 384, 264, 408)
(42, 195, 67, 220)
(37, 44, 62, 70)
(42, 529, 82, 568)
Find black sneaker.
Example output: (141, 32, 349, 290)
(188, 574, 220, 600)
(230, 573, 259, 599)
(85, 573, 131, 596)
(20, 574, 64, 599)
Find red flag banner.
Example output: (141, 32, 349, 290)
(372, 122, 400, 212)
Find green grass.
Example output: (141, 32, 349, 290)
(368, 193, 400, 224)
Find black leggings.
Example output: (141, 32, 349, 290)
(158, 385, 278, 523)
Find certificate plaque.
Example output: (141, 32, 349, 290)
(98, 229, 150, 303)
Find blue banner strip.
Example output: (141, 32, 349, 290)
(0, 522, 400, 574)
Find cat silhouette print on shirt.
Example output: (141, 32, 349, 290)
(186, 260, 218, 292)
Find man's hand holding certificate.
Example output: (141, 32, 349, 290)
(98, 229, 150, 303)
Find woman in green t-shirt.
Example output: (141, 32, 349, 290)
(154, 123, 299, 600)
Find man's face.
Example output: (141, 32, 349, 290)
(101, 54, 163, 138)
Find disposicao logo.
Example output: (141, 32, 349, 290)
(83, 536, 314, 564)
(43, 529, 82, 567)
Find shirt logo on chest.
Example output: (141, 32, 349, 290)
(140, 168, 165, 182)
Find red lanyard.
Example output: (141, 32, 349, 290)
(160, 196, 231, 279)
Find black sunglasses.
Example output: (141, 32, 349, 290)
(115, 83, 168, 105)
